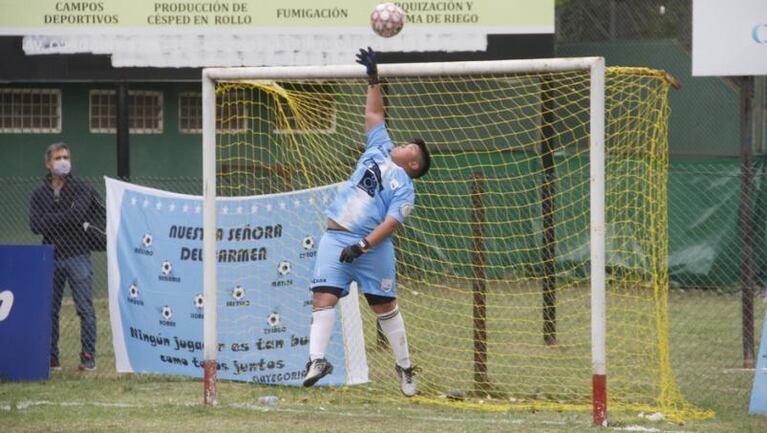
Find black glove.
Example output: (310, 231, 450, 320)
(339, 239, 369, 263)
(355, 47, 379, 84)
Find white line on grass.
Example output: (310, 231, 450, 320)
(721, 368, 755, 374)
(1, 400, 139, 410)
(614, 427, 697, 433)
(229, 402, 527, 426)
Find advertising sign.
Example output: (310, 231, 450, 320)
(0, 245, 54, 382)
(106, 178, 368, 385)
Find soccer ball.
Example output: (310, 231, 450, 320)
(232, 285, 246, 301)
(128, 284, 139, 299)
(193, 294, 204, 309)
(142, 233, 153, 248)
(267, 311, 281, 327)
(161, 305, 173, 320)
(277, 260, 292, 276)
(161, 260, 173, 275)
(302, 235, 315, 250)
(370, 3, 405, 38)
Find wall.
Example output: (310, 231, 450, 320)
(0, 82, 202, 179)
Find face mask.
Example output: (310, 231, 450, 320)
(52, 159, 71, 176)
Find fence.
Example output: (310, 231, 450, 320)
(556, 0, 693, 45)
(0, 168, 764, 415)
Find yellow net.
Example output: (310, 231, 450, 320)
(214, 66, 710, 421)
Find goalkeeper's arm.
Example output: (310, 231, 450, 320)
(356, 47, 385, 131)
(340, 216, 400, 263)
(364, 216, 400, 248)
(365, 80, 385, 131)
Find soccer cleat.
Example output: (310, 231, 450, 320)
(302, 358, 333, 387)
(50, 356, 62, 371)
(395, 364, 418, 397)
(78, 352, 96, 371)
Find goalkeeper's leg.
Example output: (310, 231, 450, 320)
(304, 231, 355, 387)
(303, 289, 340, 387)
(368, 296, 417, 397)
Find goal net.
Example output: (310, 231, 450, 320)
(202, 59, 706, 422)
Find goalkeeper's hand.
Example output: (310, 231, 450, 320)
(355, 47, 378, 79)
(339, 239, 369, 263)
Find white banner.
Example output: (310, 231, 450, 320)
(692, 0, 767, 76)
(106, 177, 368, 385)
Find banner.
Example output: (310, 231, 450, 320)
(750, 309, 767, 416)
(692, 0, 767, 76)
(0, 245, 53, 382)
(0, 1, 554, 35)
(106, 177, 368, 386)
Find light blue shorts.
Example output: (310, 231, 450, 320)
(310, 230, 397, 299)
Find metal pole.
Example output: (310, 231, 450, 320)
(202, 72, 218, 405)
(739, 76, 756, 369)
(204, 57, 606, 81)
(590, 58, 607, 427)
(116, 83, 129, 181)
(754, 76, 765, 154)
(471, 172, 489, 390)
(541, 78, 557, 346)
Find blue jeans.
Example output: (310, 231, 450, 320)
(50, 254, 96, 360)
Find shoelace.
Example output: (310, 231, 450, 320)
(402, 365, 420, 382)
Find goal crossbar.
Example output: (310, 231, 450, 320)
(203, 57, 604, 81)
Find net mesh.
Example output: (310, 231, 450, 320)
(212, 65, 708, 421)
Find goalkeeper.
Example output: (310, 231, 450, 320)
(303, 47, 431, 397)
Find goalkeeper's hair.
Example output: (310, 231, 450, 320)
(411, 138, 431, 179)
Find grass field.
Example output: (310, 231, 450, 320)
(2, 289, 767, 433)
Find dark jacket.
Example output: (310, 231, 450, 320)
(29, 174, 98, 259)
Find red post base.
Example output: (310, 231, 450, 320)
(592, 374, 607, 426)
(204, 359, 218, 405)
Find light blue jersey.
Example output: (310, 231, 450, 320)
(312, 122, 415, 297)
(325, 123, 415, 236)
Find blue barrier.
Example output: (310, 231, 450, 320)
(0, 245, 54, 381)
(750, 309, 767, 416)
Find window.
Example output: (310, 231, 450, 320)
(179, 92, 203, 133)
(0, 88, 61, 133)
(178, 91, 248, 134)
(89, 90, 163, 133)
(273, 86, 335, 134)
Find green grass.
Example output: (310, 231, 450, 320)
(2, 289, 767, 432)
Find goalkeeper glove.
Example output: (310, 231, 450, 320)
(355, 47, 379, 85)
(339, 239, 370, 263)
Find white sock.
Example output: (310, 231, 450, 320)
(377, 305, 411, 369)
(309, 307, 336, 361)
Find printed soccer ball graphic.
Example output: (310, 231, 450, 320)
(370, 3, 405, 38)
(231, 285, 246, 301)
(277, 260, 292, 276)
(128, 284, 139, 299)
(161, 305, 173, 320)
(193, 294, 204, 309)
(302, 235, 315, 250)
(267, 311, 280, 327)
(161, 260, 173, 275)
(142, 233, 153, 248)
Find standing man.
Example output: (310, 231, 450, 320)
(29, 142, 98, 371)
(303, 48, 431, 396)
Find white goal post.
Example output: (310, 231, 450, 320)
(201, 57, 607, 424)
